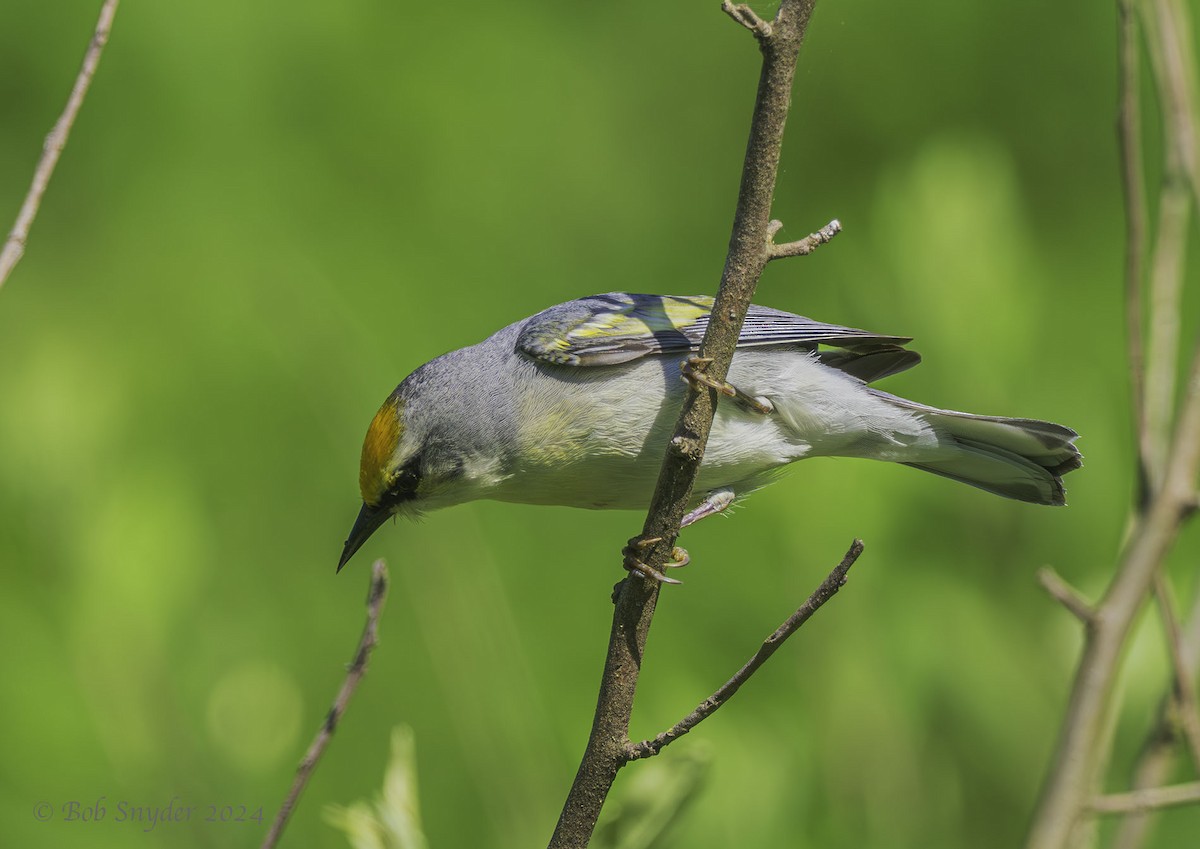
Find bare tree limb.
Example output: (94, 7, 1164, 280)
(1024, 0, 1200, 844)
(1140, 0, 1199, 483)
(1027, 346, 1200, 849)
(627, 540, 862, 761)
(1147, 0, 1200, 209)
(548, 3, 829, 847)
(1117, 0, 1151, 502)
(1132, 0, 1200, 484)
(1141, 161, 1189, 489)
(261, 560, 389, 849)
(0, 0, 119, 290)
(1151, 572, 1200, 771)
(1111, 2, 1200, 840)
(721, 1, 772, 39)
(1113, 586, 1200, 849)
(1037, 566, 1097, 625)
(767, 217, 842, 259)
(1088, 781, 1200, 815)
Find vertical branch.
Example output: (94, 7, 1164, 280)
(1024, 0, 1200, 846)
(547, 3, 821, 847)
(1150, 574, 1200, 770)
(1149, 0, 1200, 208)
(1113, 587, 1200, 849)
(1117, 0, 1151, 500)
(1140, 0, 1193, 487)
(0, 0, 119, 290)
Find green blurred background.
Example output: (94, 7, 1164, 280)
(2, 1, 1198, 847)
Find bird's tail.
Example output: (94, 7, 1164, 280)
(873, 391, 1082, 506)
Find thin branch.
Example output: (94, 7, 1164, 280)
(1037, 566, 1097, 625)
(0, 0, 119, 290)
(1111, 6, 1200, 838)
(767, 217, 841, 259)
(1088, 781, 1200, 815)
(1141, 171, 1189, 488)
(1113, 583, 1200, 849)
(261, 560, 389, 849)
(1024, 0, 1200, 840)
(721, 1, 772, 39)
(628, 540, 862, 761)
(1152, 571, 1200, 771)
(1148, 0, 1200, 210)
(548, 3, 824, 848)
(1117, 0, 1151, 502)
(1026, 343, 1200, 849)
(1140, 0, 1197, 486)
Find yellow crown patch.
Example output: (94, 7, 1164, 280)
(359, 394, 404, 505)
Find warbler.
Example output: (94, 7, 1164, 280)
(337, 293, 1080, 577)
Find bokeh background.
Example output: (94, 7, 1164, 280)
(2, 1, 1199, 847)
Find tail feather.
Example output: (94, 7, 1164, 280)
(818, 347, 922, 383)
(873, 390, 1082, 506)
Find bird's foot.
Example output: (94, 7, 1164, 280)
(680, 356, 774, 414)
(622, 536, 690, 585)
(681, 487, 737, 527)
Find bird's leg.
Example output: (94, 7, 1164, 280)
(619, 487, 733, 585)
(681, 356, 774, 415)
(622, 536, 690, 585)
(680, 487, 737, 527)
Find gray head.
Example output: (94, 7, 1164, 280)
(336, 353, 513, 571)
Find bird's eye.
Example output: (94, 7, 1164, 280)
(384, 463, 421, 503)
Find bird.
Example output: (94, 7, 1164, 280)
(337, 292, 1081, 579)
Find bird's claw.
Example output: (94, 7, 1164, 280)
(680, 356, 773, 415)
(622, 538, 690, 585)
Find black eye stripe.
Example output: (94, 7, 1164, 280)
(382, 461, 422, 505)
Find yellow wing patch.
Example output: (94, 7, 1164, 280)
(359, 395, 404, 506)
(569, 297, 711, 342)
(517, 294, 716, 367)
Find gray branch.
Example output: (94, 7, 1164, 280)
(0, 0, 119, 290)
(261, 561, 389, 849)
(547, 2, 837, 847)
(628, 540, 862, 761)
(1024, 0, 1200, 846)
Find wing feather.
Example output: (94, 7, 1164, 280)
(516, 293, 914, 370)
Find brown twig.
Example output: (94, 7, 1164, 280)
(1108, 2, 1200, 843)
(1037, 566, 1096, 625)
(1024, 0, 1200, 843)
(1112, 586, 1200, 849)
(1147, 0, 1200, 210)
(1117, 0, 1151, 502)
(1151, 571, 1200, 771)
(1026, 344, 1200, 849)
(0, 0, 119, 290)
(721, 1, 772, 39)
(547, 3, 825, 847)
(261, 560, 389, 849)
(1088, 781, 1200, 815)
(767, 217, 842, 259)
(628, 540, 862, 760)
(1140, 0, 1198, 486)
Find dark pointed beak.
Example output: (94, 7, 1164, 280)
(337, 502, 390, 573)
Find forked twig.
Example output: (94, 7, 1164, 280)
(1037, 566, 1096, 625)
(767, 218, 842, 259)
(1089, 781, 1200, 815)
(629, 540, 863, 760)
(0, 0, 119, 289)
(1150, 572, 1200, 771)
(721, 1, 772, 39)
(261, 560, 389, 849)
